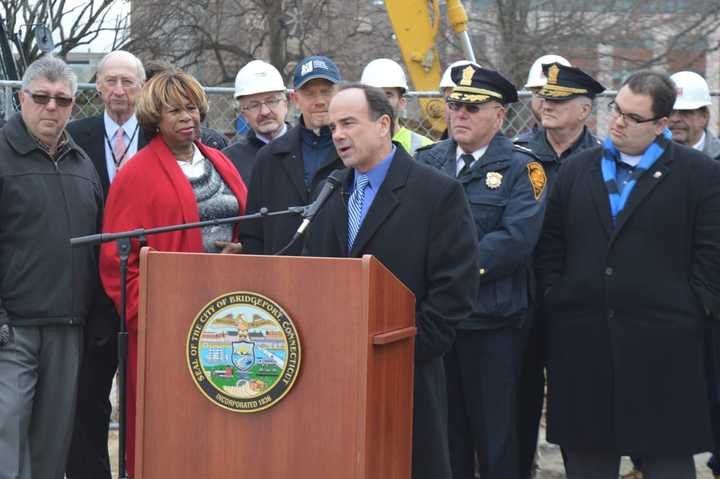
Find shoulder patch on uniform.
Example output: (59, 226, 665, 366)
(526, 161, 546, 200)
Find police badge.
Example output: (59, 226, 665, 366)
(485, 172, 503, 189)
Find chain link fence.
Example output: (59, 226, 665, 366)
(1, 80, 718, 144)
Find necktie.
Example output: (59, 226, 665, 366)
(114, 128, 127, 169)
(347, 173, 370, 251)
(458, 153, 475, 177)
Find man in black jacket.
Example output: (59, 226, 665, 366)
(65, 50, 149, 479)
(536, 70, 720, 479)
(223, 60, 289, 183)
(239, 55, 344, 255)
(0, 55, 102, 479)
(305, 83, 478, 479)
(512, 62, 605, 479)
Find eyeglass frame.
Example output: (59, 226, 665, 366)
(23, 89, 74, 108)
(446, 99, 502, 114)
(608, 100, 664, 125)
(239, 95, 286, 114)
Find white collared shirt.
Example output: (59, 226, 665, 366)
(255, 123, 288, 144)
(692, 130, 706, 152)
(104, 111, 139, 183)
(619, 152, 642, 167)
(177, 143, 206, 177)
(455, 144, 489, 176)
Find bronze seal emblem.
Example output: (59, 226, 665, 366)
(187, 292, 301, 413)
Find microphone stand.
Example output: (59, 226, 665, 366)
(70, 206, 306, 479)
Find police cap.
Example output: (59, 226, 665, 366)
(537, 63, 605, 100)
(448, 64, 518, 105)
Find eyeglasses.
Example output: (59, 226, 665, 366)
(240, 96, 285, 113)
(446, 100, 499, 114)
(23, 90, 73, 108)
(609, 101, 663, 125)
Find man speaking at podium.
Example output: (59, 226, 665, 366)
(304, 83, 479, 479)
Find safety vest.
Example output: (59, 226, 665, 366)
(393, 127, 434, 156)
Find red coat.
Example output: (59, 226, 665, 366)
(100, 135, 247, 475)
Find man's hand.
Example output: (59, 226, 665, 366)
(215, 241, 243, 254)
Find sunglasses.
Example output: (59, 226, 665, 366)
(24, 90, 73, 108)
(446, 100, 499, 114)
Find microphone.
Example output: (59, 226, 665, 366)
(295, 169, 343, 236)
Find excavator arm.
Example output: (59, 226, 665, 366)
(384, 0, 475, 134)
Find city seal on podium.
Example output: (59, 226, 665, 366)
(186, 292, 301, 413)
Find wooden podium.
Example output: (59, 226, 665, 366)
(135, 249, 416, 479)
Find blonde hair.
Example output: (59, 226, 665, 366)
(136, 69, 209, 132)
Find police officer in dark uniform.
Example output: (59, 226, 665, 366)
(416, 64, 547, 479)
(513, 62, 606, 479)
(514, 62, 605, 183)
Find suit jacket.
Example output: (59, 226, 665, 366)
(67, 115, 152, 197)
(536, 142, 720, 454)
(305, 146, 479, 479)
(99, 136, 247, 476)
(66, 115, 152, 346)
(239, 121, 344, 255)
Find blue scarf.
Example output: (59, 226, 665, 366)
(601, 128, 671, 224)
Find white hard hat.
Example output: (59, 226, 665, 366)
(525, 54, 571, 88)
(234, 60, 285, 98)
(361, 58, 409, 91)
(439, 60, 480, 90)
(671, 71, 712, 110)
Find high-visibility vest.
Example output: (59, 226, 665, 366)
(393, 127, 433, 156)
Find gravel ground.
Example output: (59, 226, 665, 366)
(108, 379, 716, 478)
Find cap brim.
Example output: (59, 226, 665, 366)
(294, 73, 340, 89)
(537, 85, 590, 100)
(448, 91, 496, 104)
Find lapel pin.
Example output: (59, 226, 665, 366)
(653, 171, 662, 179)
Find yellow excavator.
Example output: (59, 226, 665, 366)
(383, 0, 475, 134)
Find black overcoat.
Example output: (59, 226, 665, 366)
(536, 142, 720, 455)
(239, 122, 343, 255)
(304, 147, 479, 479)
(67, 115, 151, 197)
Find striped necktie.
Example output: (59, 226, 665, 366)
(347, 172, 370, 251)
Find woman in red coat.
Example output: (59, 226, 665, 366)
(100, 69, 247, 476)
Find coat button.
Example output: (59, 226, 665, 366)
(605, 267, 614, 276)
(608, 309, 615, 319)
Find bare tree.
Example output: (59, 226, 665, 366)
(1, 0, 127, 64)
(125, 0, 401, 86)
(449, 0, 720, 87)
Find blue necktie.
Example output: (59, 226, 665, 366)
(347, 173, 370, 251)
